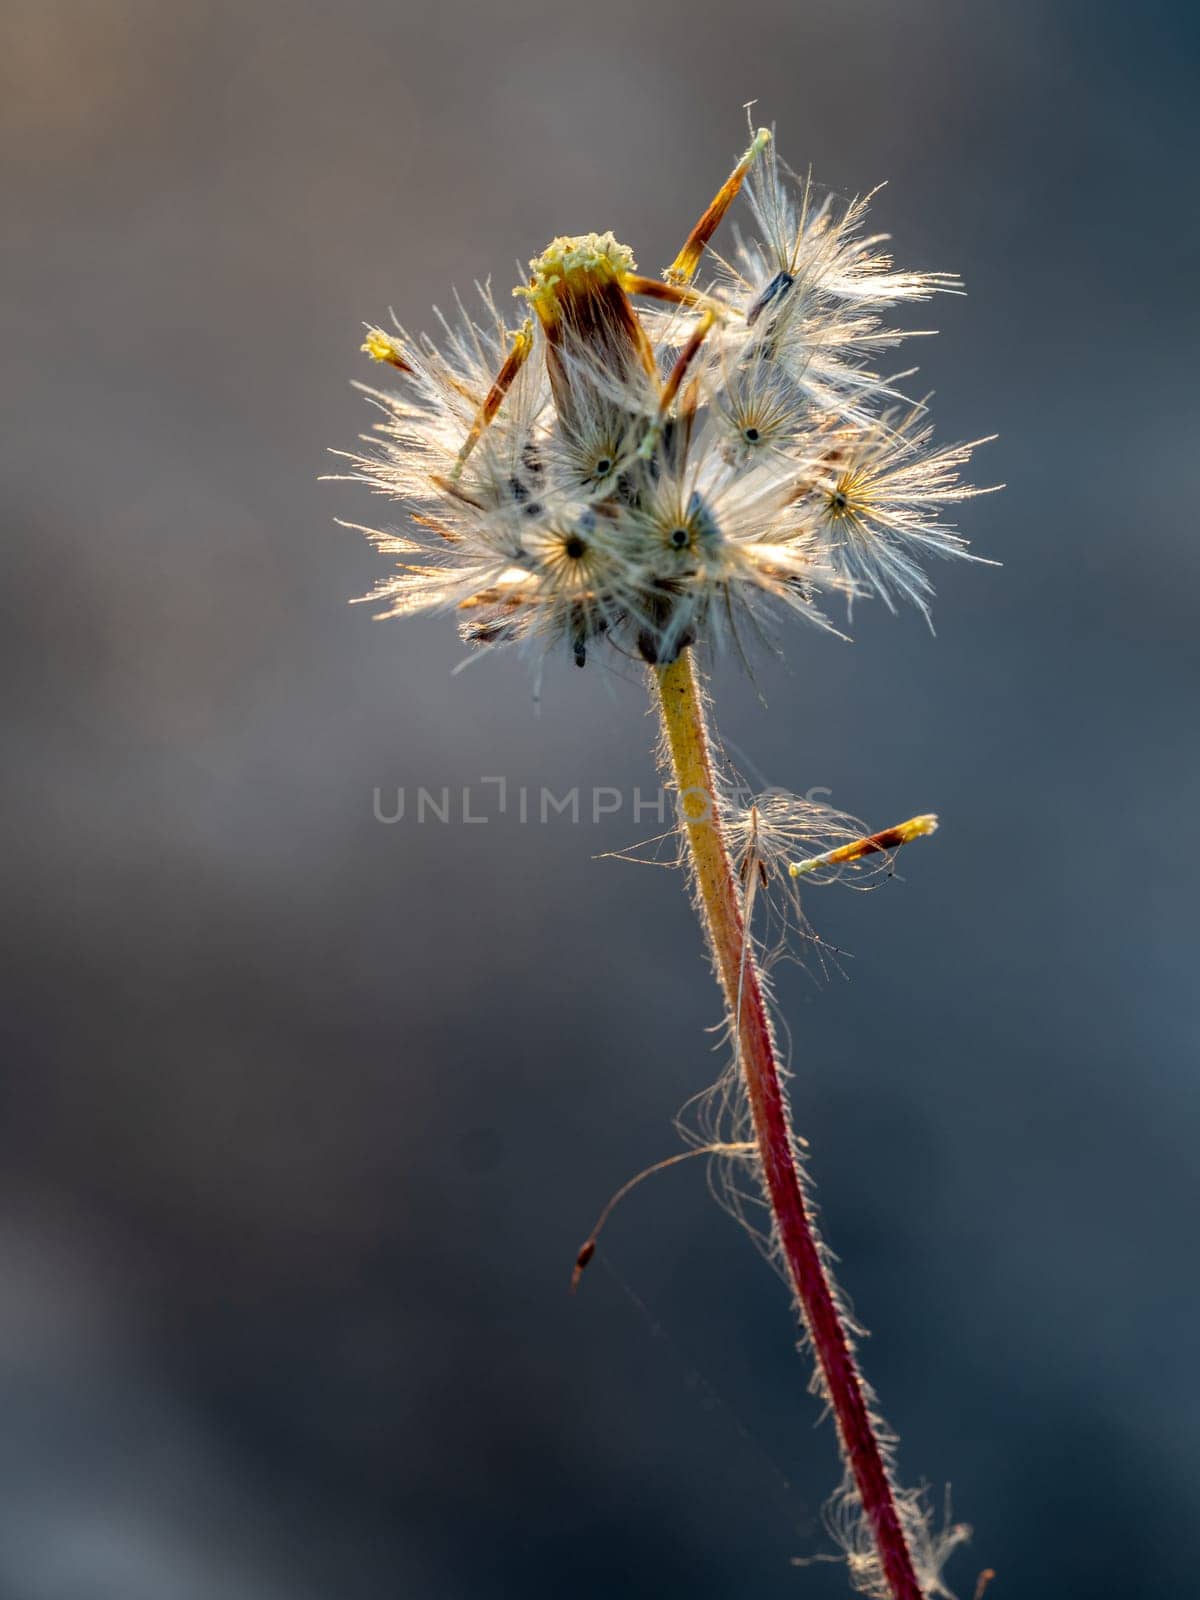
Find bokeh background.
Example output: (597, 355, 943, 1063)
(3, 2, 1198, 1595)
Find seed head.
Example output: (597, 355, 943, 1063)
(331, 120, 994, 669)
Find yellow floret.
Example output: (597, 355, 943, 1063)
(516, 232, 637, 318)
(361, 328, 408, 367)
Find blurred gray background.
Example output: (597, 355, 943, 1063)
(3, 1, 1198, 1595)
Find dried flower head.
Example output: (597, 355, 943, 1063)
(330, 120, 993, 666)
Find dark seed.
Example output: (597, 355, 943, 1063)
(746, 269, 795, 327)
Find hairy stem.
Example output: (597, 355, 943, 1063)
(652, 649, 924, 1600)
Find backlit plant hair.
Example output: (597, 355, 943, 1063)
(330, 115, 996, 1600)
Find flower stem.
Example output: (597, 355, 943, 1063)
(651, 649, 925, 1600)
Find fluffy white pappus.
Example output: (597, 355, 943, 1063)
(332, 123, 993, 672)
(823, 1471, 972, 1600)
(621, 437, 851, 663)
(797, 404, 1000, 620)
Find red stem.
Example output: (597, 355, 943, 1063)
(653, 650, 924, 1600)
